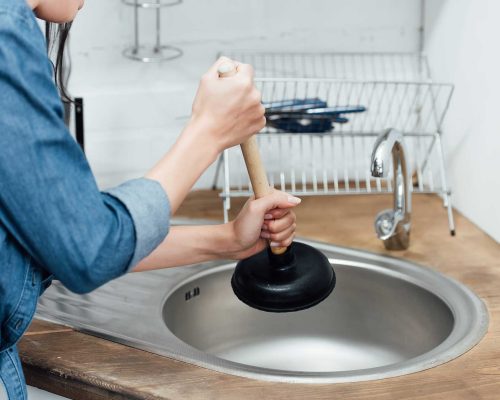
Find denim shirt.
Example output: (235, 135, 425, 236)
(0, 1, 171, 398)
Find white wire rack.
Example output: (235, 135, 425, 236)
(213, 52, 455, 234)
(227, 52, 431, 81)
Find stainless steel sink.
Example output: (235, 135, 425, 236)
(36, 239, 488, 383)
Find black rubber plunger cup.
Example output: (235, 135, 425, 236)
(218, 62, 336, 313)
(232, 242, 335, 312)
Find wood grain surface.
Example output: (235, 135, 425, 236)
(19, 191, 500, 400)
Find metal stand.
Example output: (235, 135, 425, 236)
(122, 0, 183, 63)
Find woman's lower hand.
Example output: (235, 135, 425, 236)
(225, 190, 301, 260)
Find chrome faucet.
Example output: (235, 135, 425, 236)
(370, 128, 411, 250)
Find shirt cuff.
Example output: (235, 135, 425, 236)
(104, 178, 171, 270)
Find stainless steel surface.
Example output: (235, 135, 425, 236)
(36, 239, 488, 384)
(371, 128, 411, 250)
(213, 51, 455, 235)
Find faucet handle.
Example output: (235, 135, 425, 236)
(374, 209, 403, 241)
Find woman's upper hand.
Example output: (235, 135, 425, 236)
(188, 56, 266, 153)
(145, 57, 264, 215)
(225, 189, 301, 260)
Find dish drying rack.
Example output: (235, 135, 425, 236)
(213, 52, 455, 234)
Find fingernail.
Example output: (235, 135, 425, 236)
(261, 224, 268, 230)
(264, 214, 273, 220)
(287, 196, 301, 204)
(270, 241, 281, 247)
(261, 232, 270, 239)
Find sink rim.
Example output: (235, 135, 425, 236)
(158, 239, 489, 383)
(36, 238, 489, 384)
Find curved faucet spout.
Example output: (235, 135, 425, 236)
(370, 128, 411, 250)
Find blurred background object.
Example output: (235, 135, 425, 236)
(121, 0, 183, 62)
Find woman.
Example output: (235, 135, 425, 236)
(0, 0, 299, 398)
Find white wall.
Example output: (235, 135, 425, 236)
(425, 0, 500, 242)
(68, 0, 422, 190)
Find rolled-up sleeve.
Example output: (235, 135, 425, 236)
(0, 6, 171, 294)
(105, 179, 171, 269)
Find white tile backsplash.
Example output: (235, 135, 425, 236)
(80, 89, 192, 132)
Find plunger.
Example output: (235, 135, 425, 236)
(218, 63, 336, 312)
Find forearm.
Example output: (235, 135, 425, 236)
(132, 190, 299, 273)
(145, 120, 219, 214)
(132, 224, 238, 272)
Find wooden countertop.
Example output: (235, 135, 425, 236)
(19, 192, 500, 400)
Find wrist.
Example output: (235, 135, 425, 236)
(185, 116, 222, 159)
(211, 222, 242, 260)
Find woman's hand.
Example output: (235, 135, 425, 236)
(133, 190, 300, 272)
(187, 57, 266, 153)
(145, 57, 264, 214)
(225, 190, 301, 260)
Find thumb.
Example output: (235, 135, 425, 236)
(251, 191, 301, 215)
(210, 56, 237, 76)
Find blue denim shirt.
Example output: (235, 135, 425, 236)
(0, 1, 171, 398)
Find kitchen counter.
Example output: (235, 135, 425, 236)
(19, 192, 500, 399)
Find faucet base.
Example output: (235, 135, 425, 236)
(383, 231, 410, 251)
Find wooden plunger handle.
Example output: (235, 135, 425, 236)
(218, 62, 287, 255)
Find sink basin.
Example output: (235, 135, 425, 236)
(36, 239, 488, 383)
